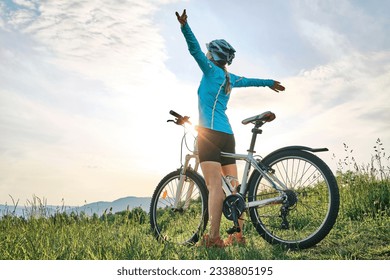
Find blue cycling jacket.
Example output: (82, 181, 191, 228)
(181, 23, 275, 134)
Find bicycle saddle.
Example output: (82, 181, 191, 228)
(242, 111, 276, 125)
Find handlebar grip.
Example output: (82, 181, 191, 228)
(169, 110, 183, 119)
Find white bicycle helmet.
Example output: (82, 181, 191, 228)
(206, 39, 236, 65)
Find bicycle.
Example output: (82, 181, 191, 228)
(149, 110, 340, 249)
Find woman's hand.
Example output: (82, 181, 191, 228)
(175, 9, 187, 26)
(269, 81, 285, 92)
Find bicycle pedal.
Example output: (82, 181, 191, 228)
(226, 226, 241, 235)
(280, 221, 289, 230)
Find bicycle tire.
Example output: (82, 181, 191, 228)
(248, 149, 339, 249)
(149, 169, 208, 245)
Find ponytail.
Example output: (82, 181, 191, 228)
(223, 67, 231, 94)
(212, 59, 231, 94)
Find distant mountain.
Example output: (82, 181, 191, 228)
(0, 196, 152, 217)
(71, 196, 152, 216)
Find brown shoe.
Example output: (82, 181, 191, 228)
(224, 233, 246, 246)
(200, 234, 225, 248)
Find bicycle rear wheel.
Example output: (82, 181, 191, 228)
(248, 150, 339, 249)
(149, 169, 208, 245)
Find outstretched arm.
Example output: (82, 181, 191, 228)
(232, 75, 285, 92)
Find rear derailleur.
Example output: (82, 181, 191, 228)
(280, 189, 298, 230)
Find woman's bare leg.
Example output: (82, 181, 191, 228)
(200, 161, 224, 240)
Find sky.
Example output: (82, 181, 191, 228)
(0, 0, 389, 206)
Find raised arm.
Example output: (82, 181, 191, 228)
(175, 9, 214, 75)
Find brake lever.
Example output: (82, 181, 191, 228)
(167, 118, 182, 125)
(167, 116, 191, 125)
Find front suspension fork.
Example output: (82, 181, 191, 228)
(174, 154, 200, 209)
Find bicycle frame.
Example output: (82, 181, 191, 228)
(174, 128, 288, 211)
(220, 151, 288, 208)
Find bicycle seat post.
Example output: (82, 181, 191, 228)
(247, 123, 263, 154)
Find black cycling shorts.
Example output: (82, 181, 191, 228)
(197, 127, 236, 166)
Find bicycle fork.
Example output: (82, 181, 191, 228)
(174, 154, 199, 210)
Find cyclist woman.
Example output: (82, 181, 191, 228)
(176, 9, 285, 247)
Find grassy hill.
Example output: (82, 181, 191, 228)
(1, 147, 389, 260)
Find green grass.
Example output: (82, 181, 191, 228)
(1, 141, 389, 260)
(0, 202, 388, 260)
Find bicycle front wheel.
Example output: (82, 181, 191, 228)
(149, 169, 208, 245)
(248, 150, 339, 249)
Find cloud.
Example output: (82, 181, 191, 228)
(1, 0, 176, 90)
(12, 0, 36, 9)
(298, 19, 353, 60)
(293, 0, 389, 56)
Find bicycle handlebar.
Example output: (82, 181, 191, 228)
(169, 110, 182, 119)
(168, 110, 192, 125)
